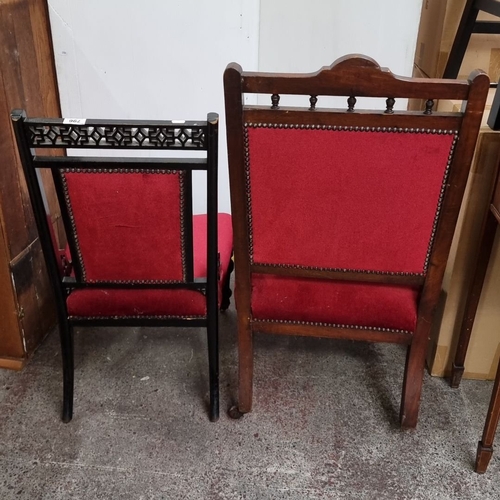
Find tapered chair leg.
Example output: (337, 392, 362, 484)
(207, 311, 219, 422)
(60, 322, 74, 423)
(400, 334, 428, 429)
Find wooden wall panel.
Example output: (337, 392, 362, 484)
(0, 0, 61, 368)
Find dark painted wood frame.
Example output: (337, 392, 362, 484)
(224, 54, 489, 428)
(11, 110, 224, 423)
(443, 0, 500, 87)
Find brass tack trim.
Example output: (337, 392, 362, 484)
(60, 172, 87, 280)
(254, 262, 424, 277)
(179, 171, 187, 282)
(254, 318, 413, 335)
(68, 314, 206, 321)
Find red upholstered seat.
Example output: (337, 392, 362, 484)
(66, 213, 233, 318)
(66, 288, 207, 318)
(251, 274, 419, 332)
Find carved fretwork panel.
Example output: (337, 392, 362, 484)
(26, 123, 207, 149)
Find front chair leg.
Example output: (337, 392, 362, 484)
(400, 336, 428, 429)
(60, 322, 74, 423)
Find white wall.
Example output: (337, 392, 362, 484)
(48, 0, 423, 213)
(258, 0, 423, 109)
(259, 0, 421, 74)
(48, 0, 260, 213)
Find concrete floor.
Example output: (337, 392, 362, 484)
(1, 302, 499, 499)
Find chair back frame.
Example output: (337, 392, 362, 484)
(224, 54, 489, 427)
(11, 110, 221, 423)
(11, 112, 220, 328)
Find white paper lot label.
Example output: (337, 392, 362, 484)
(63, 118, 86, 125)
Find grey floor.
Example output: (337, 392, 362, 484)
(1, 302, 499, 499)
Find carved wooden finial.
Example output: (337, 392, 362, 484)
(309, 95, 318, 110)
(424, 99, 435, 115)
(347, 96, 356, 112)
(385, 98, 395, 114)
(271, 94, 280, 109)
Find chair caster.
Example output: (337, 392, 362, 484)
(228, 405, 245, 419)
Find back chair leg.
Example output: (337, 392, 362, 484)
(400, 333, 428, 429)
(220, 257, 234, 312)
(60, 322, 74, 423)
(207, 312, 219, 422)
(229, 318, 253, 419)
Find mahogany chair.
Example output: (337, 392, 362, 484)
(11, 111, 233, 423)
(223, 55, 488, 428)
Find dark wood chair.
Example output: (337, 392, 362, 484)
(443, 0, 500, 83)
(223, 55, 489, 428)
(11, 111, 233, 423)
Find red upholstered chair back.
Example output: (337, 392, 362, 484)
(224, 55, 489, 322)
(61, 170, 187, 283)
(11, 115, 219, 292)
(11, 112, 228, 424)
(246, 126, 454, 277)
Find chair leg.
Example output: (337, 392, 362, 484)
(60, 321, 74, 423)
(451, 210, 497, 388)
(207, 310, 219, 422)
(442, 0, 479, 79)
(220, 257, 234, 312)
(229, 317, 253, 419)
(475, 358, 500, 473)
(400, 332, 428, 429)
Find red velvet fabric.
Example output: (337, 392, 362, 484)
(67, 288, 207, 318)
(66, 213, 233, 318)
(63, 171, 184, 282)
(251, 274, 419, 332)
(247, 128, 454, 275)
